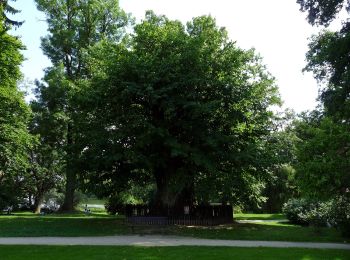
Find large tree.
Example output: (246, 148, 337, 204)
(298, 0, 350, 121)
(79, 12, 280, 212)
(296, 0, 350, 198)
(0, 4, 31, 209)
(34, 0, 130, 211)
(294, 113, 350, 198)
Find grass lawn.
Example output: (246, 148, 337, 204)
(0, 212, 129, 237)
(0, 212, 348, 243)
(1, 246, 350, 260)
(234, 213, 286, 220)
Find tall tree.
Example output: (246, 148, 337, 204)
(296, 0, 350, 198)
(0, 4, 30, 209)
(80, 12, 280, 212)
(298, 0, 350, 121)
(34, 0, 130, 211)
(0, 0, 23, 28)
(294, 113, 350, 198)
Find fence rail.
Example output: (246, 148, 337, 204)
(125, 204, 233, 226)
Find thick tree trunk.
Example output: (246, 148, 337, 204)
(152, 164, 194, 216)
(60, 166, 76, 212)
(60, 123, 76, 212)
(152, 166, 169, 215)
(33, 194, 43, 214)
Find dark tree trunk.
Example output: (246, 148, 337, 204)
(60, 122, 76, 212)
(60, 166, 76, 212)
(152, 162, 194, 216)
(152, 166, 169, 215)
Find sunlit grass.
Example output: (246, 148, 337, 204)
(234, 213, 286, 220)
(0, 212, 347, 243)
(1, 246, 350, 260)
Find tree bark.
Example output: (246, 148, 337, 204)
(60, 122, 76, 212)
(152, 162, 194, 216)
(33, 194, 43, 214)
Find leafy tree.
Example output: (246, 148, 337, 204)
(261, 122, 299, 213)
(297, 0, 350, 199)
(294, 113, 350, 198)
(0, 4, 30, 209)
(0, 0, 23, 28)
(297, 0, 348, 26)
(34, 0, 130, 211)
(298, 0, 350, 121)
(80, 12, 280, 212)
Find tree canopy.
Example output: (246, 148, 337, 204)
(299, 0, 350, 121)
(33, 0, 130, 211)
(295, 0, 350, 199)
(79, 12, 280, 210)
(0, 4, 30, 208)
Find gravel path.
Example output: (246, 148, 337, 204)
(235, 219, 288, 223)
(0, 236, 349, 249)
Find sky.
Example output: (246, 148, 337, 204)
(9, 0, 345, 112)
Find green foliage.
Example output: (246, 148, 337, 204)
(299, 0, 350, 121)
(297, 0, 347, 26)
(34, 0, 130, 210)
(0, 5, 31, 209)
(294, 114, 350, 198)
(329, 195, 350, 236)
(304, 30, 350, 120)
(80, 12, 280, 208)
(282, 198, 331, 226)
(0, 0, 23, 28)
(296, 1, 350, 236)
(35, 0, 130, 79)
(262, 164, 298, 213)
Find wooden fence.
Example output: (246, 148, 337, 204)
(125, 204, 233, 226)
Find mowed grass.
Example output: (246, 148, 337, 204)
(0, 212, 129, 237)
(0, 246, 350, 260)
(234, 213, 286, 220)
(0, 212, 348, 243)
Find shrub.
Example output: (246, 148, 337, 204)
(105, 196, 125, 215)
(282, 198, 330, 226)
(329, 195, 350, 237)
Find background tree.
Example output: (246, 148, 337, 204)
(298, 0, 350, 121)
(0, 4, 31, 209)
(260, 113, 299, 213)
(34, 0, 130, 211)
(296, 0, 350, 198)
(294, 113, 350, 198)
(0, 0, 23, 28)
(80, 12, 280, 212)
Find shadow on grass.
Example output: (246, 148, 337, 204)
(233, 213, 286, 220)
(0, 213, 348, 243)
(167, 222, 348, 243)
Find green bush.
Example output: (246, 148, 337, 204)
(329, 195, 350, 237)
(283, 196, 350, 237)
(105, 196, 125, 215)
(282, 198, 330, 226)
